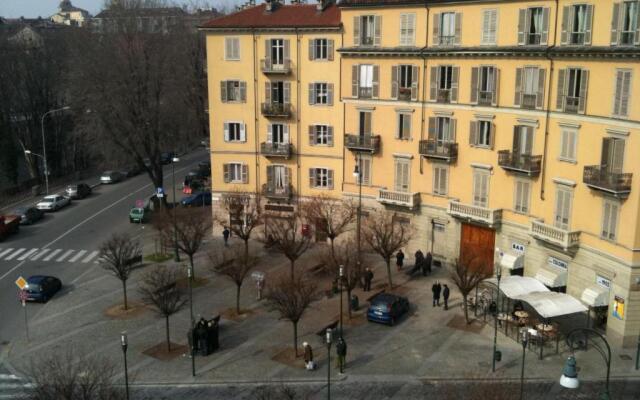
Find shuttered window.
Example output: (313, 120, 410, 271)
(220, 80, 246, 103)
(514, 179, 531, 214)
(397, 113, 412, 140)
(434, 12, 461, 46)
(518, 7, 550, 45)
(561, 4, 593, 45)
(309, 82, 332, 105)
(557, 68, 589, 114)
(554, 187, 573, 230)
(601, 200, 620, 241)
(472, 170, 490, 208)
(223, 122, 245, 142)
(611, 1, 640, 45)
(433, 165, 448, 195)
(355, 15, 381, 46)
(471, 66, 497, 105)
(309, 168, 334, 189)
(309, 38, 333, 61)
(481, 9, 498, 45)
(309, 125, 333, 146)
(357, 156, 372, 186)
(400, 13, 416, 46)
(225, 37, 240, 60)
(613, 69, 632, 117)
(515, 67, 545, 109)
(469, 120, 494, 148)
(394, 159, 410, 193)
(223, 163, 248, 184)
(559, 128, 577, 162)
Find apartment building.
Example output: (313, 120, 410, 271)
(202, 0, 640, 347)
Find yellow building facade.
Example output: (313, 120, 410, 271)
(203, 0, 640, 347)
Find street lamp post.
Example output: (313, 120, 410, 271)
(187, 264, 195, 377)
(519, 329, 529, 400)
(492, 250, 503, 372)
(40, 106, 70, 194)
(326, 328, 333, 400)
(353, 155, 362, 259)
(339, 265, 344, 340)
(120, 332, 130, 400)
(560, 328, 612, 400)
(172, 156, 180, 262)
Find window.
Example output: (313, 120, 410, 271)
(554, 187, 573, 230)
(359, 111, 372, 135)
(471, 66, 497, 105)
(352, 64, 379, 99)
(268, 124, 288, 144)
(309, 125, 333, 146)
(392, 65, 418, 101)
(613, 69, 632, 117)
(515, 67, 545, 109)
(473, 170, 489, 208)
(557, 68, 589, 114)
(601, 137, 625, 174)
(267, 165, 289, 193)
(223, 163, 248, 184)
(356, 156, 371, 186)
(397, 113, 411, 140)
(310, 82, 330, 105)
(433, 165, 448, 195)
(359, 64, 373, 98)
(309, 168, 334, 189)
(559, 128, 577, 162)
(309, 39, 333, 61)
(270, 39, 285, 65)
(482, 9, 498, 45)
(225, 37, 240, 60)
(435, 12, 458, 45)
(512, 125, 533, 155)
(429, 65, 459, 103)
(354, 15, 380, 46)
(613, 1, 639, 45)
(518, 7, 550, 45)
(562, 4, 593, 45)
(470, 120, 493, 148)
(394, 159, 410, 193)
(224, 122, 245, 142)
(265, 81, 290, 105)
(221, 80, 246, 103)
(514, 180, 531, 214)
(436, 117, 453, 144)
(400, 13, 416, 46)
(601, 200, 619, 241)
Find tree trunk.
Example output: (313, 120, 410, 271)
(293, 321, 298, 357)
(290, 259, 295, 279)
(122, 280, 128, 311)
(243, 239, 249, 259)
(189, 254, 195, 279)
(347, 288, 352, 319)
(463, 294, 470, 324)
(235, 284, 241, 314)
(165, 316, 171, 352)
(329, 237, 337, 267)
(385, 258, 393, 289)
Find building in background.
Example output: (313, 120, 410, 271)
(202, 0, 640, 347)
(51, 0, 91, 27)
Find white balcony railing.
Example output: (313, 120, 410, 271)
(447, 201, 502, 226)
(530, 220, 580, 250)
(378, 189, 420, 209)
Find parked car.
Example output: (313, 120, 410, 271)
(129, 207, 149, 223)
(366, 293, 410, 326)
(100, 171, 124, 184)
(0, 214, 20, 241)
(65, 183, 92, 199)
(36, 195, 71, 212)
(121, 164, 142, 178)
(24, 275, 62, 302)
(183, 176, 205, 194)
(160, 152, 176, 165)
(13, 206, 44, 225)
(181, 191, 212, 207)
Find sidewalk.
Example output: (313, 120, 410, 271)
(2, 234, 639, 396)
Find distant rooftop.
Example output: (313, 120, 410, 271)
(94, 7, 188, 19)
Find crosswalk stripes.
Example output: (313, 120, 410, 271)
(69, 250, 87, 263)
(0, 373, 33, 399)
(30, 249, 50, 261)
(56, 250, 74, 262)
(4, 249, 25, 261)
(0, 247, 99, 264)
(43, 249, 62, 261)
(17, 248, 38, 261)
(0, 248, 13, 258)
(83, 250, 99, 263)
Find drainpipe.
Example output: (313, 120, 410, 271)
(296, 28, 302, 207)
(340, 29, 347, 193)
(540, 0, 559, 201)
(253, 30, 260, 195)
(420, 4, 430, 176)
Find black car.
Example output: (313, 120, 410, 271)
(160, 152, 176, 165)
(65, 183, 92, 199)
(121, 164, 142, 178)
(14, 206, 44, 225)
(367, 293, 410, 325)
(24, 275, 62, 302)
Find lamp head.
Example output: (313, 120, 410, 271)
(24, 150, 32, 155)
(326, 328, 333, 344)
(172, 157, 180, 163)
(559, 356, 579, 389)
(353, 165, 359, 178)
(120, 331, 128, 347)
(339, 265, 344, 277)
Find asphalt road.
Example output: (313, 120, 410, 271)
(0, 149, 209, 346)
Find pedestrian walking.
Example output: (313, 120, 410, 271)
(222, 227, 230, 246)
(435, 281, 442, 306)
(414, 250, 424, 272)
(256, 276, 265, 300)
(396, 249, 405, 271)
(336, 337, 347, 373)
(443, 284, 450, 310)
(423, 251, 433, 276)
(431, 282, 438, 307)
(364, 268, 374, 292)
(303, 342, 315, 370)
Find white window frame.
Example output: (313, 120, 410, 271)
(225, 37, 240, 60)
(554, 186, 573, 230)
(514, 179, 531, 214)
(620, 1, 639, 45)
(438, 65, 453, 90)
(314, 38, 328, 60)
(601, 199, 620, 241)
(228, 162, 244, 183)
(394, 158, 411, 193)
(225, 80, 242, 102)
(472, 169, 490, 208)
(312, 167, 331, 189)
(477, 120, 492, 148)
(314, 124, 330, 146)
(224, 121, 244, 142)
(433, 164, 448, 196)
(360, 15, 376, 45)
(397, 112, 412, 140)
(559, 127, 578, 162)
(357, 155, 372, 186)
(439, 12, 456, 44)
(400, 13, 416, 46)
(314, 82, 328, 105)
(481, 9, 498, 45)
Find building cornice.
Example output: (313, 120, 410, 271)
(200, 26, 342, 33)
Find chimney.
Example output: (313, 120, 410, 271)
(265, 0, 281, 12)
(316, 0, 333, 12)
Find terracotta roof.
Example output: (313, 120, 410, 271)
(339, 0, 424, 6)
(200, 3, 341, 29)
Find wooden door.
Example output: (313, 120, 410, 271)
(459, 223, 495, 274)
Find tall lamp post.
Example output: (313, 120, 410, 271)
(339, 265, 344, 340)
(187, 263, 195, 377)
(559, 328, 612, 400)
(40, 106, 71, 194)
(353, 155, 362, 259)
(120, 332, 130, 400)
(492, 249, 503, 372)
(326, 328, 333, 400)
(172, 156, 180, 262)
(519, 329, 529, 400)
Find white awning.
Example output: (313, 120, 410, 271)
(500, 253, 524, 270)
(485, 275, 550, 298)
(580, 285, 610, 307)
(517, 291, 587, 318)
(535, 267, 567, 288)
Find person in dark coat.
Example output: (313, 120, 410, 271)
(222, 227, 230, 246)
(303, 342, 315, 370)
(364, 268, 374, 292)
(431, 282, 438, 307)
(396, 250, 405, 271)
(443, 284, 450, 310)
(423, 252, 433, 276)
(435, 281, 442, 306)
(336, 337, 347, 373)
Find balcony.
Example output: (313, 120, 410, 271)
(521, 94, 537, 109)
(437, 89, 450, 103)
(262, 183, 292, 200)
(377, 189, 420, 209)
(497, 151, 542, 177)
(438, 35, 456, 46)
(419, 140, 458, 163)
(358, 87, 373, 99)
(345, 134, 380, 154)
(261, 102, 292, 118)
(530, 220, 580, 250)
(478, 91, 494, 106)
(448, 201, 502, 227)
(398, 88, 412, 101)
(526, 33, 541, 45)
(583, 165, 632, 198)
(569, 32, 585, 45)
(260, 59, 291, 75)
(563, 96, 580, 113)
(260, 142, 292, 159)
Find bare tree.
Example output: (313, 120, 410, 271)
(218, 192, 263, 257)
(265, 212, 313, 279)
(99, 233, 142, 310)
(450, 257, 492, 324)
(139, 265, 187, 351)
(320, 240, 363, 319)
(210, 244, 257, 314)
(264, 273, 317, 357)
(361, 211, 413, 289)
(28, 349, 125, 400)
(301, 195, 355, 267)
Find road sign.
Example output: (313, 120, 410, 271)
(15, 276, 27, 290)
(157, 187, 164, 195)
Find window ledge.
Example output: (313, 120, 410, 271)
(557, 157, 577, 164)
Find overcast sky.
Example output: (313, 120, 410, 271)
(0, 0, 246, 19)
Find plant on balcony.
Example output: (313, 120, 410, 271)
(450, 256, 492, 324)
(362, 211, 413, 289)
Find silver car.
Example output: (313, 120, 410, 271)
(100, 171, 124, 184)
(36, 195, 71, 212)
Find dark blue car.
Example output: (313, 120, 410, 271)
(181, 191, 212, 207)
(366, 293, 410, 325)
(24, 275, 62, 302)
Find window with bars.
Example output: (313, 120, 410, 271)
(518, 7, 549, 45)
(473, 170, 490, 208)
(309, 168, 334, 189)
(433, 12, 460, 46)
(612, 1, 640, 45)
(433, 165, 448, 195)
(481, 9, 497, 45)
(430, 65, 458, 103)
(225, 37, 240, 60)
(391, 64, 419, 101)
(515, 66, 545, 109)
(554, 187, 573, 230)
(557, 68, 589, 114)
(354, 15, 380, 46)
(601, 200, 619, 241)
(561, 4, 593, 45)
(471, 66, 497, 105)
(514, 179, 531, 214)
(400, 13, 416, 46)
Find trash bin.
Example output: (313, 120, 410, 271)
(350, 295, 359, 311)
(494, 350, 502, 362)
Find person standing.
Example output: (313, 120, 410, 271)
(222, 227, 230, 246)
(303, 342, 315, 370)
(336, 337, 347, 373)
(423, 251, 433, 276)
(396, 250, 405, 271)
(256, 276, 265, 300)
(364, 268, 374, 292)
(435, 281, 442, 307)
(431, 282, 438, 307)
(443, 284, 450, 310)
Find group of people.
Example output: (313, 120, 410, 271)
(431, 281, 450, 310)
(303, 337, 347, 372)
(397, 249, 433, 277)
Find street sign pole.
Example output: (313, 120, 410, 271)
(23, 300, 29, 342)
